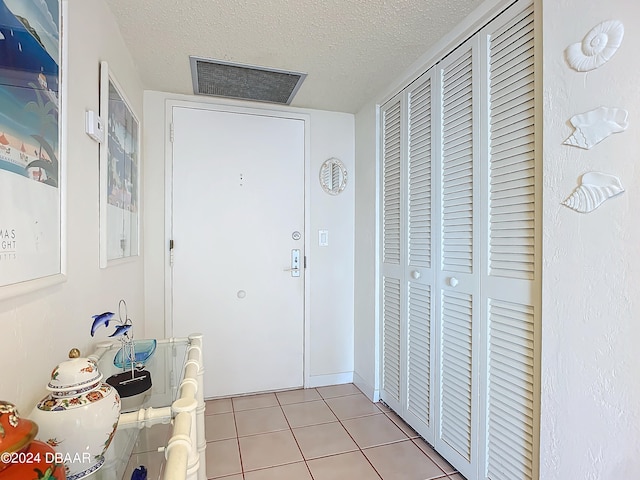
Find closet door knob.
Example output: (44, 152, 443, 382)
(411, 270, 421, 279)
(449, 277, 459, 287)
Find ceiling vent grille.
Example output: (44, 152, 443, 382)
(189, 56, 307, 105)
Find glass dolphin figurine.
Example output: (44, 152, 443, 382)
(109, 324, 132, 337)
(90, 311, 115, 337)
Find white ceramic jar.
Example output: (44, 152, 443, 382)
(29, 353, 121, 480)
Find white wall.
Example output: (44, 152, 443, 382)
(540, 1, 640, 477)
(353, 102, 379, 398)
(0, 0, 144, 413)
(143, 92, 355, 388)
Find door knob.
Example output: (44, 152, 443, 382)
(449, 277, 459, 287)
(411, 270, 421, 279)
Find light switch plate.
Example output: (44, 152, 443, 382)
(318, 230, 329, 246)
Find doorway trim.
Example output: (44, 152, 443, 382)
(163, 99, 312, 389)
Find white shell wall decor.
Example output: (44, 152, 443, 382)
(564, 106, 629, 149)
(562, 172, 625, 213)
(565, 20, 624, 72)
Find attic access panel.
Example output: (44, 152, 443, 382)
(189, 56, 307, 105)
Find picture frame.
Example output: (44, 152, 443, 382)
(0, 0, 66, 298)
(99, 61, 140, 268)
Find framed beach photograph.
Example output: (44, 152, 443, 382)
(99, 61, 140, 268)
(0, 0, 64, 296)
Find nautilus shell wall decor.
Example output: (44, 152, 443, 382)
(565, 20, 624, 72)
(562, 172, 625, 213)
(564, 106, 629, 149)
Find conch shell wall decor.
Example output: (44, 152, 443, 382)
(562, 172, 625, 213)
(564, 106, 629, 149)
(565, 20, 624, 71)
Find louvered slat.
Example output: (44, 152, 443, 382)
(383, 277, 402, 403)
(488, 5, 535, 281)
(383, 100, 402, 265)
(487, 299, 534, 480)
(408, 78, 432, 269)
(408, 282, 431, 425)
(442, 48, 473, 274)
(441, 291, 473, 460)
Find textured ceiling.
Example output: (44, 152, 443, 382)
(104, 0, 484, 113)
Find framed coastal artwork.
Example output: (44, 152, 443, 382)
(99, 61, 140, 268)
(0, 0, 64, 296)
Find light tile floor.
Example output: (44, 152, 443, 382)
(204, 383, 466, 480)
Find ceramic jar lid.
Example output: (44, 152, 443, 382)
(0, 401, 38, 472)
(47, 354, 103, 398)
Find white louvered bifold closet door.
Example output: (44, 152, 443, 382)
(380, 75, 436, 441)
(433, 36, 480, 480)
(378, 1, 538, 479)
(380, 94, 404, 414)
(479, 2, 538, 479)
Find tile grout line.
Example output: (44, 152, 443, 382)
(275, 388, 318, 480)
(271, 388, 378, 477)
(381, 404, 459, 478)
(322, 391, 452, 480)
(230, 397, 246, 480)
(321, 391, 385, 480)
(380, 401, 460, 480)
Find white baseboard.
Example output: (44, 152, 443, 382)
(307, 371, 354, 388)
(353, 371, 380, 402)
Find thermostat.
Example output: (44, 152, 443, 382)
(85, 110, 105, 143)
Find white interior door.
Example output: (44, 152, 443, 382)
(170, 106, 305, 399)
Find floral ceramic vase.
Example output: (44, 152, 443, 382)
(29, 351, 121, 480)
(0, 400, 66, 479)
